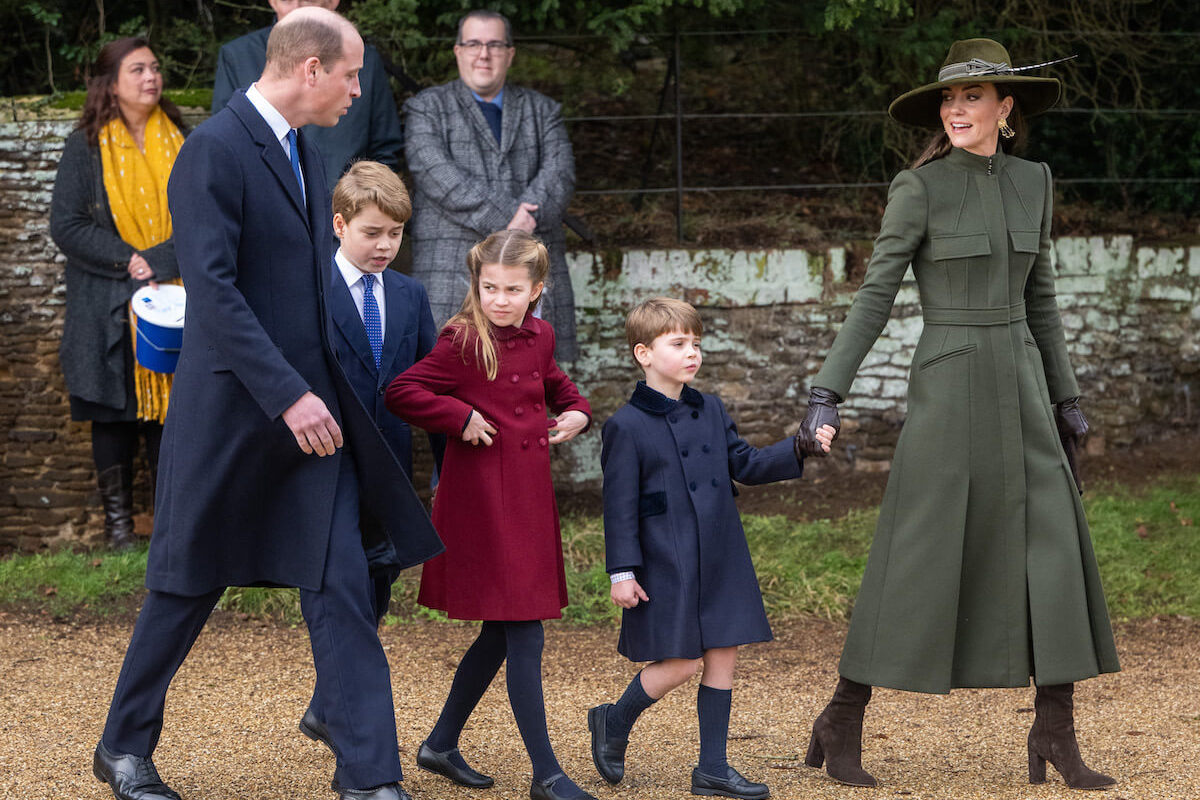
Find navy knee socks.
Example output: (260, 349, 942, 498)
(608, 671, 656, 739)
(697, 684, 732, 775)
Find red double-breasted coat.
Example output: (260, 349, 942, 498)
(385, 314, 590, 621)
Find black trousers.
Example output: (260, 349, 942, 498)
(101, 458, 403, 789)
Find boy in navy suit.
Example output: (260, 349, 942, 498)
(589, 298, 834, 800)
(301, 160, 447, 751)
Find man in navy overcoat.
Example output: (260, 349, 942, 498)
(211, 0, 404, 187)
(92, 10, 439, 800)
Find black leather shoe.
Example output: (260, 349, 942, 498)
(691, 765, 770, 799)
(530, 772, 598, 800)
(416, 740, 494, 788)
(299, 707, 338, 756)
(587, 704, 628, 784)
(335, 782, 411, 800)
(93, 741, 182, 800)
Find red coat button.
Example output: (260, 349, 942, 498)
(514, 406, 524, 416)
(532, 370, 540, 379)
(534, 403, 542, 412)
(521, 439, 530, 449)
(527, 339, 536, 347)
(510, 374, 519, 383)
(538, 437, 548, 447)
(506, 340, 516, 349)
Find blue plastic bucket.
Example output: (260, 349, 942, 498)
(131, 284, 186, 374)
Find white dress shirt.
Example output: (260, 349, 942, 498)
(245, 83, 304, 201)
(335, 248, 387, 338)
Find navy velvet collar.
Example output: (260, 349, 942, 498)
(629, 381, 704, 415)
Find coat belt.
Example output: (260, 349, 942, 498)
(923, 301, 1027, 326)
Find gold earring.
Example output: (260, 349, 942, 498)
(999, 118, 1016, 139)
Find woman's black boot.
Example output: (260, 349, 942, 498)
(97, 465, 135, 550)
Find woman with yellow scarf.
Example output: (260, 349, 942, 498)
(50, 37, 186, 549)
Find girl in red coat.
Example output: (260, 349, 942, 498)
(386, 229, 593, 800)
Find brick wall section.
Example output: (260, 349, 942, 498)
(1, 119, 97, 551)
(3, 115, 1198, 551)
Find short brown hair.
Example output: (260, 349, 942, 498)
(457, 10, 513, 44)
(332, 161, 412, 225)
(625, 297, 703, 365)
(266, 9, 346, 76)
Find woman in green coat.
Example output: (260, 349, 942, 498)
(794, 39, 1120, 790)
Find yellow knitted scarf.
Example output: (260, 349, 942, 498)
(98, 106, 184, 424)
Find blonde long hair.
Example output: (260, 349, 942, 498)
(447, 229, 550, 381)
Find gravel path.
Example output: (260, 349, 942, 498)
(2, 612, 1196, 800)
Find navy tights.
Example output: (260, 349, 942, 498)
(427, 621, 580, 793)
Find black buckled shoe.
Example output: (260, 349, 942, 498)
(530, 772, 598, 800)
(93, 741, 182, 800)
(691, 765, 770, 799)
(587, 704, 628, 784)
(300, 707, 338, 756)
(416, 740, 494, 788)
(335, 783, 411, 800)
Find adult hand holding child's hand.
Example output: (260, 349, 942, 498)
(795, 386, 842, 458)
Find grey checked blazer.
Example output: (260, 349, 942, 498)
(403, 80, 578, 361)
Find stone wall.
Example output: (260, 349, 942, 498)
(2, 115, 1198, 551)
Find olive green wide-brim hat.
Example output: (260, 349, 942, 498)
(889, 38, 1063, 128)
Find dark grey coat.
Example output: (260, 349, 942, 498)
(601, 382, 803, 662)
(403, 80, 577, 361)
(49, 128, 179, 413)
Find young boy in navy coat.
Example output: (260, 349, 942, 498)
(307, 160, 446, 749)
(589, 298, 834, 800)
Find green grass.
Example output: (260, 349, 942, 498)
(1085, 475, 1200, 620)
(3, 475, 1199, 625)
(0, 543, 149, 617)
(44, 88, 212, 111)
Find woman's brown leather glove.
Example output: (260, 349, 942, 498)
(794, 386, 842, 459)
(1055, 397, 1088, 494)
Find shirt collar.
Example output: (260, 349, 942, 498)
(245, 83, 293, 147)
(334, 248, 383, 291)
(628, 380, 704, 415)
(471, 87, 504, 108)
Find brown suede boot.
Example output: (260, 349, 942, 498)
(1028, 683, 1116, 790)
(805, 676, 877, 787)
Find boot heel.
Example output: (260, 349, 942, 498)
(1028, 747, 1046, 784)
(804, 731, 825, 768)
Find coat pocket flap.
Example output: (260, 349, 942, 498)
(931, 232, 991, 261)
(1009, 229, 1041, 253)
(638, 491, 667, 518)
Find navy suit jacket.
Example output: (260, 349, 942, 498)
(212, 26, 404, 186)
(149, 90, 440, 596)
(329, 262, 445, 478)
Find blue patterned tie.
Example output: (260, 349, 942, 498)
(360, 273, 383, 370)
(286, 129, 305, 201)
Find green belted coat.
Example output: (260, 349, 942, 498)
(815, 147, 1120, 694)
